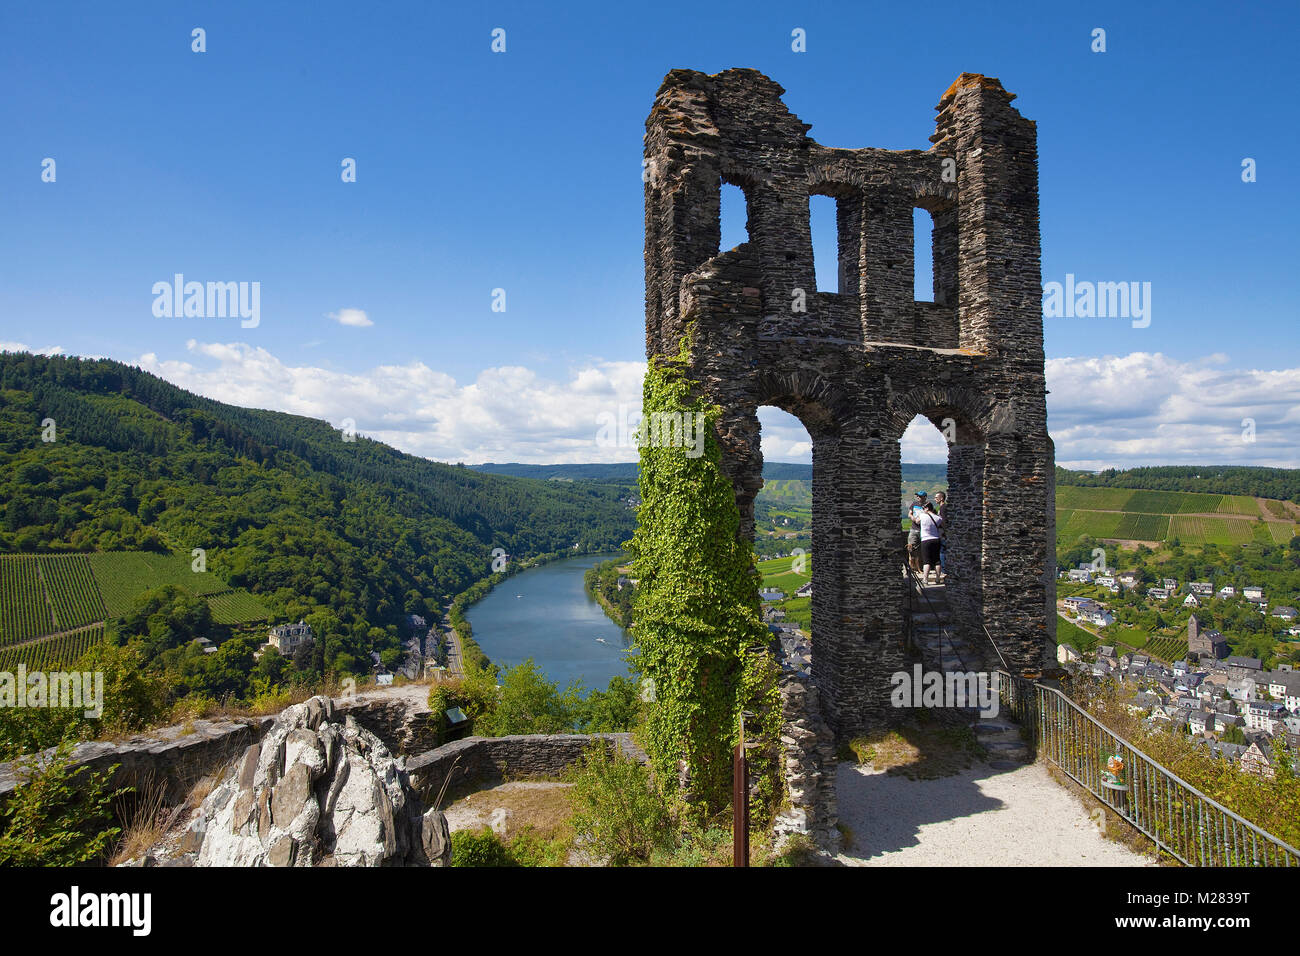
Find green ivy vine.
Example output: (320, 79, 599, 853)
(625, 330, 783, 820)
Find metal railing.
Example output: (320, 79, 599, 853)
(998, 669, 1300, 867)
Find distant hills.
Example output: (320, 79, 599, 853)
(472, 461, 950, 484)
(0, 354, 638, 672)
(1056, 465, 1300, 503)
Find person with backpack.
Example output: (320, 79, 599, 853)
(907, 491, 926, 574)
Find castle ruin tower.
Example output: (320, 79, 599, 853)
(643, 69, 1055, 739)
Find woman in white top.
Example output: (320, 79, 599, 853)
(916, 503, 944, 585)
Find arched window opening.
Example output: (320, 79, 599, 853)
(913, 208, 936, 303)
(757, 406, 814, 675)
(809, 194, 839, 293)
(900, 414, 950, 586)
(720, 181, 750, 254)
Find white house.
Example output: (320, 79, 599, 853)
(1189, 581, 1214, 596)
(1265, 671, 1300, 713)
(1085, 608, 1115, 628)
(1243, 586, 1264, 602)
(267, 620, 313, 655)
(1188, 710, 1212, 735)
(1057, 643, 1081, 664)
(1245, 701, 1288, 734)
(1183, 593, 1200, 608)
(1218, 586, 1237, 600)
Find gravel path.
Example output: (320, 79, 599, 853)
(836, 760, 1156, 866)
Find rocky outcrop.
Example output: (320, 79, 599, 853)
(187, 696, 449, 867)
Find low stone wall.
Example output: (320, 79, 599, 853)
(334, 695, 439, 755)
(0, 715, 276, 805)
(407, 733, 647, 803)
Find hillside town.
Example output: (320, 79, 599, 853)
(1059, 562, 1300, 778)
(256, 613, 449, 683)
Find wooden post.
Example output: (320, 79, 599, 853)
(733, 715, 749, 867)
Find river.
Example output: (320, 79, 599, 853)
(463, 551, 634, 690)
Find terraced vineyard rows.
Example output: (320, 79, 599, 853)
(1125, 490, 1200, 514)
(1174, 493, 1229, 513)
(1055, 486, 1137, 511)
(207, 589, 270, 624)
(1055, 485, 1297, 547)
(2, 551, 271, 652)
(89, 551, 228, 616)
(0, 556, 55, 645)
(1113, 513, 1169, 540)
(37, 554, 107, 630)
(1144, 636, 1190, 664)
(1216, 495, 1262, 516)
(1168, 515, 1259, 547)
(1269, 522, 1297, 545)
(0, 624, 105, 671)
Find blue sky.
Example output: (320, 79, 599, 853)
(2, 1, 1297, 467)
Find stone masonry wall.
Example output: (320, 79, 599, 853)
(643, 69, 1055, 741)
(774, 672, 839, 849)
(406, 733, 647, 804)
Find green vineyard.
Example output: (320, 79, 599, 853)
(1056, 485, 1296, 548)
(1144, 636, 1190, 664)
(0, 556, 55, 645)
(37, 554, 107, 630)
(0, 624, 106, 671)
(89, 551, 230, 617)
(0, 551, 271, 669)
(207, 589, 271, 625)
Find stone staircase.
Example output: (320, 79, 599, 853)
(907, 575, 1032, 769)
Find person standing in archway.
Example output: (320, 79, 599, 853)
(907, 492, 926, 574)
(917, 500, 944, 586)
(934, 491, 948, 582)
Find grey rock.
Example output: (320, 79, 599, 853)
(192, 696, 449, 867)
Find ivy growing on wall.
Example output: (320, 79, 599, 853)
(626, 332, 782, 820)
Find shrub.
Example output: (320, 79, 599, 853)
(450, 827, 518, 867)
(566, 744, 674, 865)
(448, 825, 570, 867)
(0, 741, 125, 866)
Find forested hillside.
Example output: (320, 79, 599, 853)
(1057, 465, 1300, 502)
(0, 353, 636, 665)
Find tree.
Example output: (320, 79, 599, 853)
(575, 675, 642, 733)
(477, 660, 577, 736)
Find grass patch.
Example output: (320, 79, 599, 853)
(846, 716, 985, 779)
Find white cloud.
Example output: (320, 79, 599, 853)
(136, 340, 646, 464)
(131, 344, 1300, 470)
(1046, 352, 1300, 469)
(328, 308, 373, 328)
(0, 341, 63, 356)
